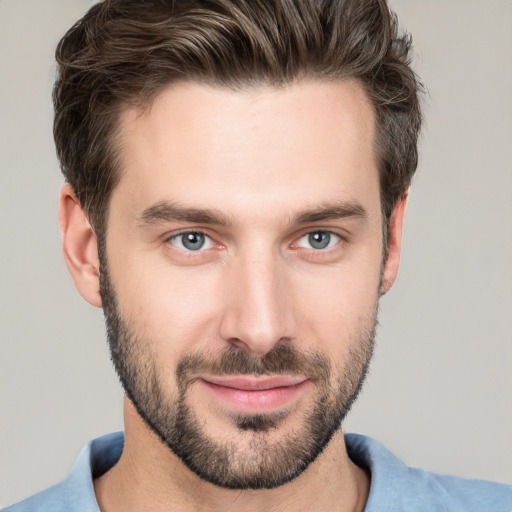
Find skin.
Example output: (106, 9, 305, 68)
(59, 79, 406, 512)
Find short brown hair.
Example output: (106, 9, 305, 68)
(54, 0, 422, 237)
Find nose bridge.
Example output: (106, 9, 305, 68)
(219, 243, 292, 355)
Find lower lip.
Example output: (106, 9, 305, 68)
(199, 379, 311, 414)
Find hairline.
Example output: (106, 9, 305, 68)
(93, 76, 392, 248)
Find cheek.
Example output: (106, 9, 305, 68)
(106, 225, 383, 364)
(108, 252, 223, 359)
(291, 258, 381, 354)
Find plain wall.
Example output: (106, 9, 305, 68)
(1, 0, 511, 507)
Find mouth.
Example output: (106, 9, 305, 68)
(198, 375, 311, 414)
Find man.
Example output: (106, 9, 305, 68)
(4, 0, 511, 510)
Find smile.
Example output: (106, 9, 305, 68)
(198, 376, 311, 414)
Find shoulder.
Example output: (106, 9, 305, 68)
(345, 433, 512, 512)
(2, 432, 124, 512)
(416, 470, 512, 512)
(2, 482, 69, 512)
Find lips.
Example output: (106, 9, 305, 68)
(198, 375, 311, 414)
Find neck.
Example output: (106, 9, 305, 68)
(94, 399, 369, 512)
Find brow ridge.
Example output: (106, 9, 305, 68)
(137, 199, 367, 228)
(291, 201, 367, 225)
(138, 201, 233, 227)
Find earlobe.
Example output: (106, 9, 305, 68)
(59, 184, 102, 308)
(380, 193, 408, 295)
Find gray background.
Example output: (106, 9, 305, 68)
(1, 0, 511, 507)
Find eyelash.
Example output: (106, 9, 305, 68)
(165, 229, 344, 256)
(294, 231, 342, 252)
(168, 231, 216, 252)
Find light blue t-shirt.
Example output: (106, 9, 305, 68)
(4, 432, 511, 511)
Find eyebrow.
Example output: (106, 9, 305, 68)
(138, 201, 234, 227)
(137, 199, 367, 228)
(291, 201, 367, 224)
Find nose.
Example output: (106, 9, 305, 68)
(219, 247, 295, 356)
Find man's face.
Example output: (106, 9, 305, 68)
(101, 80, 386, 489)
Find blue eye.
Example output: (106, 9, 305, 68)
(297, 231, 339, 250)
(170, 232, 213, 251)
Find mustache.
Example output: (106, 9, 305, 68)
(176, 344, 332, 388)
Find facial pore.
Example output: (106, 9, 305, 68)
(99, 254, 377, 490)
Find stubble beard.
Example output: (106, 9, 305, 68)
(99, 259, 377, 490)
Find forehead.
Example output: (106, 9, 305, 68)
(113, 80, 379, 222)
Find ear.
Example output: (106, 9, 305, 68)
(59, 184, 102, 307)
(380, 193, 408, 295)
